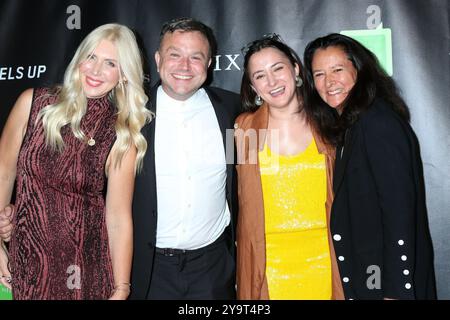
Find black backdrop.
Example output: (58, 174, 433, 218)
(1, 0, 449, 299)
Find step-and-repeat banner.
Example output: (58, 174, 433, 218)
(0, 0, 449, 299)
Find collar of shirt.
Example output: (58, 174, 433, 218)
(157, 86, 208, 114)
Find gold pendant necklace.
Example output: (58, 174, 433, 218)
(87, 137, 96, 146)
(84, 96, 108, 147)
(85, 120, 101, 147)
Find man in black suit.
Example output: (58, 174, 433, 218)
(129, 18, 241, 299)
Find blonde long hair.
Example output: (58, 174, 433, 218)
(38, 23, 153, 173)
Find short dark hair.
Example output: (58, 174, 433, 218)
(240, 34, 305, 112)
(158, 17, 217, 58)
(303, 33, 410, 145)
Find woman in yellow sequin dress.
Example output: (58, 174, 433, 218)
(235, 35, 344, 299)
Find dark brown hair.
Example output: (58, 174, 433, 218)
(159, 17, 217, 58)
(303, 33, 410, 146)
(240, 34, 305, 113)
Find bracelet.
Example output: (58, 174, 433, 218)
(113, 282, 131, 293)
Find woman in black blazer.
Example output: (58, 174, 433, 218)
(302, 33, 436, 299)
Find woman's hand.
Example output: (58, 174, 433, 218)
(108, 287, 130, 300)
(0, 242, 12, 290)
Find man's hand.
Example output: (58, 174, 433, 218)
(0, 205, 14, 242)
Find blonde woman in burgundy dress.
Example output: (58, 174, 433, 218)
(0, 23, 152, 299)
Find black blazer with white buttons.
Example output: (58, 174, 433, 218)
(129, 85, 241, 300)
(331, 98, 436, 299)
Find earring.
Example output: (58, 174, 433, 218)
(254, 95, 263, 106)
(118, 79, 128, 88)
(295, 75, 303, 87)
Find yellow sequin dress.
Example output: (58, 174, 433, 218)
(259, 139, 331, 299)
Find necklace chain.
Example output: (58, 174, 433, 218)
(84, 118, 102, 147)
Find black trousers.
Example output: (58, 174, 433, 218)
(147, 233, 236, 300)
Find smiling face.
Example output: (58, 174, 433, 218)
(155, 30, 211, 101)
(311, 46, 357, 113)
(78, 39, 121, 99)
(248, 47, 300, 110)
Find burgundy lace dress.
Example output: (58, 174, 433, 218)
(10, 88, 117, 299)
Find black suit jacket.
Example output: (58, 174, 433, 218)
(129, 85, 241, 299)
(331, 98, 436, 299)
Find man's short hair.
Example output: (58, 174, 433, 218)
(158, 17, 217, 58)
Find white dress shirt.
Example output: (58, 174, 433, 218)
(154, 86, 230, 250)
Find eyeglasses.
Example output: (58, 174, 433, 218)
(241, 33, 284, 56)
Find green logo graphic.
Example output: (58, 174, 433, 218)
(0, 284, 12, 300)
(341, 26, 393, 76)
